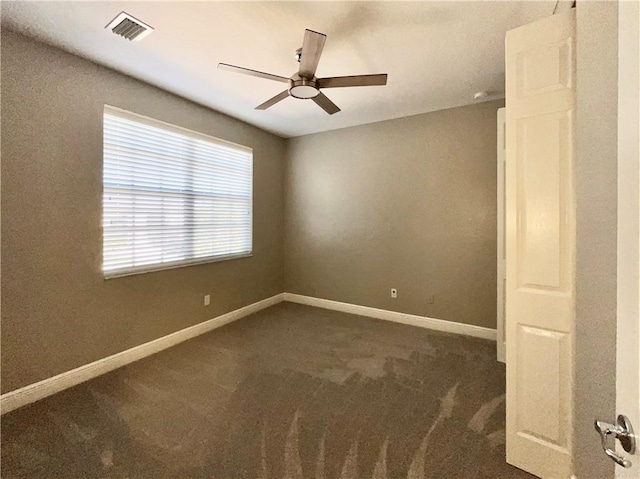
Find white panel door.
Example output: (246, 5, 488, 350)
(505, 10, 576, 479)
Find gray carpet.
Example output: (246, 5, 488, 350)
(1, 302, 535, 478)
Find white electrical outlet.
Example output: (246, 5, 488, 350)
(391, 288, 398, 299)
(204, 295, 210, 306)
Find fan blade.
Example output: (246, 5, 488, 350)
(218, 63, 290, 83)
(318, 74, 388, 89)
(298, 29, 326, 79)
(312, 92, 340, 115)
(255, 90, 290, 110)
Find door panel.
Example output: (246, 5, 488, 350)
(506, 10, 576, 479)
(516, 111, 571, 291)
(516, 39, 572, 97)
(517, 325, 570, 446)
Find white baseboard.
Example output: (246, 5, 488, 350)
(0, 293, 285, 415)
(283, 293, 497, 341)
(2, 291, 496, 415)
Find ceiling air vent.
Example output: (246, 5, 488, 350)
(105, 12, 154, 42)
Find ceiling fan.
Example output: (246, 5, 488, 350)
(218, 29, 388, 115)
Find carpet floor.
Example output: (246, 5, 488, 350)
(1, 302, 535, 479)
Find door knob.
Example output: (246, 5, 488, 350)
(594, 415, 636, 468)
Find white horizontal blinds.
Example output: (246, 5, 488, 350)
(103, 106, 253, 277)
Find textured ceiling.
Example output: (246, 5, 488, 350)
(1, 1, 552, 137)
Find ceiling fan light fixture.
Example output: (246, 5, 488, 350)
(289, 79, 319, 99)
(218, 28, 387, 114)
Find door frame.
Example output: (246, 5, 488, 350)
(615, 1, 639, 477)
(497, 107, 506, 364)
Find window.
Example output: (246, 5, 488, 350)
(103, 106, 253, 278)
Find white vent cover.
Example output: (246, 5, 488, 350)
(105, 12, 153, 41)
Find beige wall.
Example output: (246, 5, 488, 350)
(1, 30, 503, 394)
(0, 31, 286, 393)
(574, 2, 618, 477)
(285, 100, 503, 329)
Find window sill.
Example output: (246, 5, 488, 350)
(103, 252, 253, 279)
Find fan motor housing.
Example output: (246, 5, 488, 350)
(289, 78, 319, 99)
